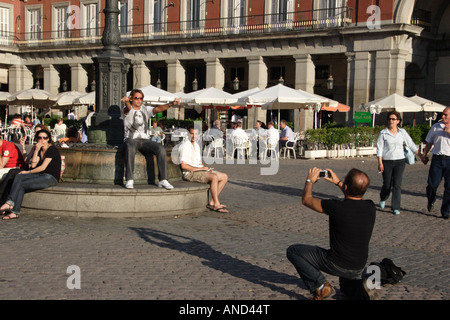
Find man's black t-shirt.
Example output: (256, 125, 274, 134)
(321, 199, 376, 270)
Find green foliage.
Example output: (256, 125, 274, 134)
(304, 124, 429, 150)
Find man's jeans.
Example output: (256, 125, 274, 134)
(427, 155, 450, 216)
(286, 244, 363, 293)
(125, 138, 168, 182)
(7, 173, 58, 214)
(380, 159, 406, 211)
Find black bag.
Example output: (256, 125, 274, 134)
(368, 258, 406, 285)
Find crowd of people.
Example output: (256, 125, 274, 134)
(0, 90, 448, 301)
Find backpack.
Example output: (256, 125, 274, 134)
(368, 258, 406, 285)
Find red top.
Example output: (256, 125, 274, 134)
(1, 140, 27, 169)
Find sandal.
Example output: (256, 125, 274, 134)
(2, 212, 19, 220)
(206, 204, 227, 210)
(209, 206, 229, 213)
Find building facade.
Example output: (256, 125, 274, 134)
(0, 0, 449, 130)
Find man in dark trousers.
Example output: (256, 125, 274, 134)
(287, 167, 377, 300)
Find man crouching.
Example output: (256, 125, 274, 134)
(287, 167, 377, 300)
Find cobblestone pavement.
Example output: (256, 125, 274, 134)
(0, 156, 448, 301)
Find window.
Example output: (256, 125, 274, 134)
(53, 5, 68, 39)
(82, 2, 99, 39)
(186, 0, 205, 30)
(0, 6, 10, 45)
(119, 0, 132, 34)
(26, 7, 42, 41)
(315, 0, 346, 27)
(227, 0, 247, 29)
(148, 0, 164, 33)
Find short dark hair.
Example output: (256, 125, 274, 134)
(34, 129, 53, 144)
(343, 168, 370, 198)
(386, 111, 402, 124)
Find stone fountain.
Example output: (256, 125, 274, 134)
(21, 0, 208, 218)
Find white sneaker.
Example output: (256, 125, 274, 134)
(158, 179, 174, 190)
(125, 180, 134, 189)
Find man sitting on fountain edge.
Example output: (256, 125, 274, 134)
(121, 89, 180, 189)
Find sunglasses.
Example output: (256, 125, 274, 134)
(133, 97, 144, 100)
(388, 118, 398, 121)
(37, 136, 49, 140)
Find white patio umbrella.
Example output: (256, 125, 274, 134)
(6, 88, 58, 123)
(6, 88, 58, 106)
(232, 87, 263, 107)
(407, 95, 448, 125)
(362, 93, 423, 126)
(180, 87, 238, 106)
(0, 91, 10, 103)
(246, 84, 329, 130)
(136, 84, 177, 105)
(54, 91, 84, 107)
(73, 91, 95, 105)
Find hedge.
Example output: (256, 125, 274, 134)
(305, 124, 430, 150)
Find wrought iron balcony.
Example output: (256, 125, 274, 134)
(2, 7, 353, 48)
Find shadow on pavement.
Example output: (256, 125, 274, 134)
(130, 227, 307, 299)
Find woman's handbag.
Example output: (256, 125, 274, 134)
(400, 129, 416, 165)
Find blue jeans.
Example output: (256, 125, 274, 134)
(380, 159, 406, 211)
(286, 244, 363, 293)
(6, 173, 58, 214)
(427, 155, 450, 216)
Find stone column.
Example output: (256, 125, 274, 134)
(353, 51, 372, 110)
(70, 63, 88, 93)
(247, 56, 268, 128)
(166, 59, 185, 120)
(205, 57, 225, 89)
(388, 49, 408, 95)
(294, 54, 316, 132)
(43, 64, 60, 94)
(294, 54, 315, 92)
(132, 60, 151, 88)
(8, 65, 33, 92)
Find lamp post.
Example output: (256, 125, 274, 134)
(89, 0, 130, 145)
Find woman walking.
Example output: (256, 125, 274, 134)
(1, 129, 61, 220)
(376, 111, 422, 215)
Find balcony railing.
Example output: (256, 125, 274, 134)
(3, 7, 353, 48)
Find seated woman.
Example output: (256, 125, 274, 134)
(0, 129, 61, 220)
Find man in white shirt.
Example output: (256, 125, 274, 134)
(179, 125, 229, 213)
(266, 121, 279, 146)
(231, 122, 250, 158)
(421, 107, 450, 219)
(121, 89, 179, 190)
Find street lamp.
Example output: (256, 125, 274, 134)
(233, 67, 239, 91)
(192, 68, 198, 91)
(327, 74, 334, 90)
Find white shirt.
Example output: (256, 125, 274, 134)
(426, 122, 450, 156)
(123, 106, 154, 140)
(266, 127, 279, 145)
(231, 128, 249, 142)
(376, 127, 418, 160)
(178, 140, 203, 169)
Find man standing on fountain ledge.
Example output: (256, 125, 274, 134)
(121, 89, 180, 189)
